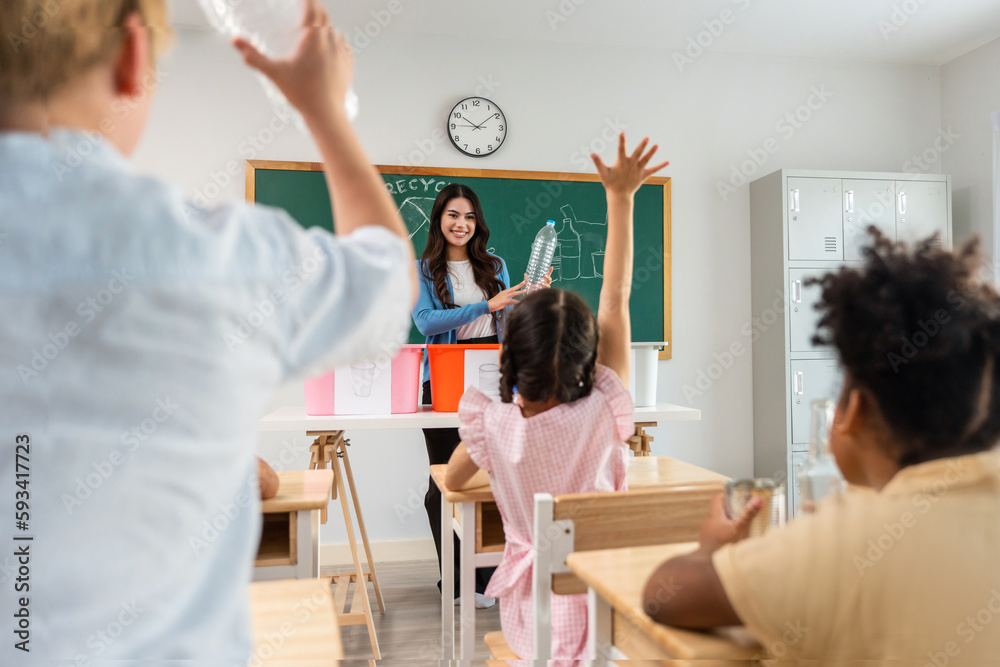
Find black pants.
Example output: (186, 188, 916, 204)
(423, 335, 497, 597)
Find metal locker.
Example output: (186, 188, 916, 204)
(788, 268, 831, 353)
(787, 177, 844, 261)
(790, 451, 810, 517)
(895, 181, 949, 248)
(843, 179, 896, 260)
(789, 359, 842, 444)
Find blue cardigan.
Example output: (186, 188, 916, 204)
(412, 257, 511, 380)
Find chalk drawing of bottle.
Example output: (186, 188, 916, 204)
(558, 205, 582, 281)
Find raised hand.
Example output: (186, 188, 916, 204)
(591, 134, 670, 197)
(233, 0, 353, 123)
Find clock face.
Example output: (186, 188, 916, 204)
(448, 97, 507, 158)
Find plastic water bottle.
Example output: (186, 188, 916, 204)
(796, 399, 847, 514)
(525, 221, 559, 293)
(197, 0, 359, 126)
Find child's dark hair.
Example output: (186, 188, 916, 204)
(500, 289, 598, 404)
(809, 228, 1000, 466)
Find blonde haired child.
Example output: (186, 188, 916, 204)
(0, 0, 415, 661)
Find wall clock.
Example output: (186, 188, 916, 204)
(448, 97, 507, 158)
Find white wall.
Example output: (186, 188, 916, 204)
(941, 37, 1000, 268)
(133, 19, 943, 560)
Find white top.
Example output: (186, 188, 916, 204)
(448, 260, 496, 339)
(0, 130, 411, 663)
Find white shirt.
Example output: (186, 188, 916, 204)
(448, 260, 496, 339)
(0, 130, 411, 664)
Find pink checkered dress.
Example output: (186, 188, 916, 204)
(459, 365, 634, 661)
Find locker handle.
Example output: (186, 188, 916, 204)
(898, 191, 907, 215)
(794, 372, 804, 395)
(789, 189, 800, 213)
(791, 280, 802, 303)
(845, 190, 854, 213)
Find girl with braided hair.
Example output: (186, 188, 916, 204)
(444, 134, 670, 660)
(643, 230, 1000, 663)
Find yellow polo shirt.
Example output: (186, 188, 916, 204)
(713, 451, 1000, 664)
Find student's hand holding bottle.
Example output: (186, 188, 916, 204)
(232, 0, 353, 125)
(231, 0, 416, 303)
(697, 494, 763, 554)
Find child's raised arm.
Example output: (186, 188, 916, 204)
(591, 135, 669, 385)
(234, 0, 417, 304)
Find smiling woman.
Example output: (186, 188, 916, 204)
(411, 183, 545, 605)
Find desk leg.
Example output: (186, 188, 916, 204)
(587, 587, 612, 667)
(332, 452, 381, 660)
(459, 501, 476, 660)
(441, 495, 455, 660)
(339, 438, 385, 614)
(295, 508, 319, 579)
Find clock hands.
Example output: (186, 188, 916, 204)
(456, 113, 488, 130)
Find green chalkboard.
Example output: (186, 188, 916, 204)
(247, 162, 672, 356)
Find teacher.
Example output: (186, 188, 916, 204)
(411, 183, 540, 608)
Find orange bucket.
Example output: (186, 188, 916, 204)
(427, 344, 501, 412)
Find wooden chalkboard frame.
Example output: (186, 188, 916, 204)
(246, 160, 672, 360)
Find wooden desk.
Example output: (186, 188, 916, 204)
(250, 578, 342, 665)
(430, 456, 728, 661)
(566, 542, 762, 665)
(254, 470, 333, 581)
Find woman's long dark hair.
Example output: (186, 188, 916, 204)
(420, 184, 506, 322)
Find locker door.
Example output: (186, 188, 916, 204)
(788, 269, 831, 352)
(791, 451, 810, 517)
(790, 359, 842, 445)
(895, 181, 949, 248)
(787, 177, 844, 260)
(844, 180, 896, 260)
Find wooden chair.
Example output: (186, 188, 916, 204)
(484, 482, 724, 662)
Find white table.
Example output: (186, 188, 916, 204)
(259, 402, 700, 432)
